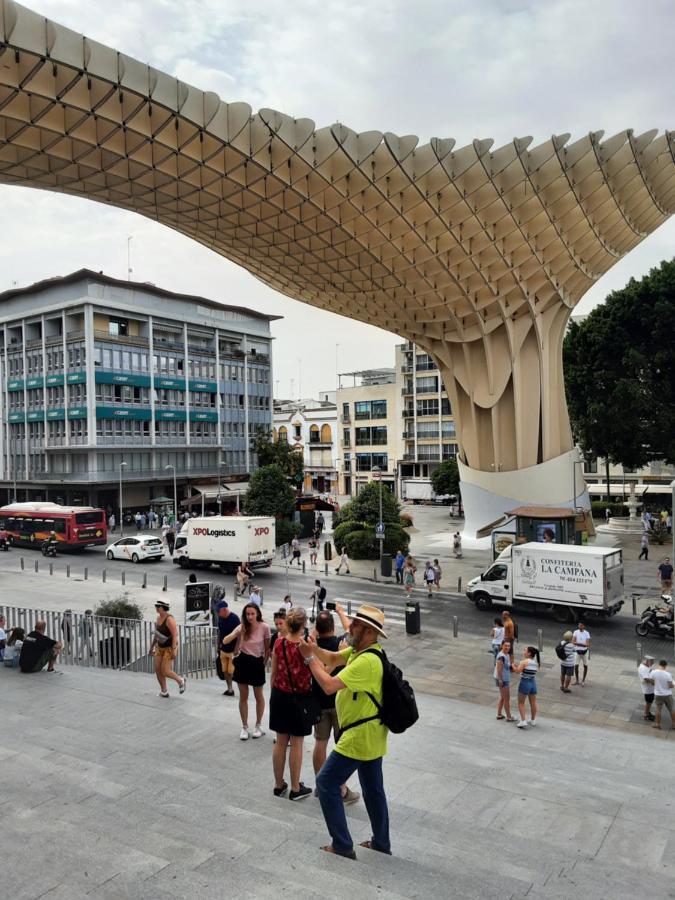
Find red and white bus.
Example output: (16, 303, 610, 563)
(0, 503, 107, 550)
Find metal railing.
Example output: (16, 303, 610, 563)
(0, 604, 217, 679)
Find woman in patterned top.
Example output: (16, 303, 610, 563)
(270, 607, 313, 801)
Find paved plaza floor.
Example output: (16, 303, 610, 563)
(2, 665, 674, 900)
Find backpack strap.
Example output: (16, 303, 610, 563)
(338, 647, 384, 735)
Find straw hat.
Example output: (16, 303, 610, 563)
(349, 604, 387, 639)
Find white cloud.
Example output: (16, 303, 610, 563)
(2, 0, 674, 396)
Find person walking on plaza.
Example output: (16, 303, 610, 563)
(424, 561, 436, 598)
(646, 659, 674, 730)
(501, 610, 516, 661)
(108, 512, 116, 532)
(335, 546, 350, 575)
(270, 607, 314, 801)
(394, 550, 405, 585)
(299, 604, 391, 859)
(291, 536, 301, 566)
(490, 617, 505, 660)
(230, 602, 271, 740)
(433, 559, 442, 592)
(573, 621, 591, 686)
(514, 646, 540, 728)
(639, 531, 649, 561)
(310, 579, 327, 616)
(559, 631, 575, 693)
(403, 556, 416, 596)
(657, 557, 673, 594)
(316, 512, 325, 535)
(452, 531, 462, 558)
(150, 601, 186, 698)
(217, 601, 240, 697)
(494, 640, 515, 721)
(309, 535, 319, 566)
(165, 528, 175, 556)
(638, 653, 656, 721)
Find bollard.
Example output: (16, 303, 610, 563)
(537, 628, 543, 652)
(121, 570, 125, 586)
(102, 568, 106, 583)
(20, 556, 24, 571)
(84, 567, 88, 580)
(632, 593, 639, 616)
(636, 642, 642, 665)
(163, 575, 168, 592)
(66, 564, 70, 578)
(347, 601, 352, 615)
(457, 576, 462, 593)
(49, 563, 53, 576)
(324, 562, 328, 576)
(34, 559, 39, 573)
(142, 572, 147, 589)
(374, 568, 378, 583)
(452, 615, 458, 638)
(302, 560, 306, 574)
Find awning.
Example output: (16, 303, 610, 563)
(186, 482, 249, 504)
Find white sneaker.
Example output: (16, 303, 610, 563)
(516, 720, 528, 729)
(527, 720, 537, 727)
(252, 725, 265, 739)
(239, 727, 250, 741)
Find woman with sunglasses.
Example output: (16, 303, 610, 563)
(150, 600, 186, 698)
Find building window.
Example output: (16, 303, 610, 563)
(309, 425, 320, 443)
(278, 426, 288, 443)
(109, 318, 128, 337)
(320, 424, 332, 442)
(441, 397, 451, 416)
(416, 376, 438, 394)
(355, 427, 371, 446)
(417, 398, 439, 417)
(371, 426, 387, 445)
(371, 400, 387, 419)
(342, 428, 351, 447)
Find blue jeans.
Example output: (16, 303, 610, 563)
(316, 750, 390, 856)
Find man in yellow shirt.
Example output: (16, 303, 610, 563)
(300, 604, 390, 860)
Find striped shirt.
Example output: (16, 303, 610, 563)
(520, 659, 538, 681)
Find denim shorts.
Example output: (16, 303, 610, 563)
(519, 679, 537, 695)
(494, 677, 510, 689)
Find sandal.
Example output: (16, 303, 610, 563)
(359, 840, 391, 855)
(496, 715, 505, 720)
(321, 845, 356, 860)
(505, 717, 517, 722)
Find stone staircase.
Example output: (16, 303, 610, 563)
(2, 666, 673, 899)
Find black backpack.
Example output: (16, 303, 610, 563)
(318, 586, 327, 601)
(340, 647, 419, 735)
(555, 641, 567, 661)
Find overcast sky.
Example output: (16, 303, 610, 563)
(1, 0, 674, 398)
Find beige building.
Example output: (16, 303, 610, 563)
(337, 370, 400, 496)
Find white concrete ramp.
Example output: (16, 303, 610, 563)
(1, 666, 673, 899)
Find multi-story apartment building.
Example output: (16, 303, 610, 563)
(273, 395, 338, 494)
(0, 270, 275, 512)
(336, 369, 400, 496)
(396, 341, 459, 498)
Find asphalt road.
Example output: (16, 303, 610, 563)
(3, 542, 673, 661)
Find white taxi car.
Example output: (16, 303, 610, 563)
(106, 534, 165, 563)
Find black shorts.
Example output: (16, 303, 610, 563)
(233, 651, 266, 687)
(269, 686, 313, 737)
(644, 692, 655, 704)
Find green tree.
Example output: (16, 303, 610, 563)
(250, 428, 304, 482)
(563, 258, 675, 499)
(338, 481, 400, 526)
(244, 464, 296, 522)
(430, 458, 460, 497)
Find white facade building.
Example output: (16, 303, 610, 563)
(273, 400, 338, 494)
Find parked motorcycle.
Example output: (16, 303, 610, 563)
(635, 596, 673, 639)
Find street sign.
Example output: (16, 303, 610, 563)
(294, 472, 304, 484)
(375, 522, 385, 540)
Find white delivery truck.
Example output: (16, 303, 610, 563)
(173, 516, 275, 573)
(466, 542, 624, 623)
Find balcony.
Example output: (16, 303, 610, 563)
(417, 431, 440, 440)
(340, 414, 351, 424)
(400, 365, 412, 374)
(416, 384, 439, 395)
(401, 386, 413, 396)
(402, 408, 415, 418)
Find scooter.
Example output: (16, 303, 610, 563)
(41, 540, 58, 558)
(635, 596, 674, 639)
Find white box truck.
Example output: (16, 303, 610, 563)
(466, 543, 624, 623)
(173, 516, 275, 573)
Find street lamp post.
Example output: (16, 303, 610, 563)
(119, 461, 127, 537)
(165, 464, 177, 526)
(670, 480, 675, 571)
(373, 465, 383, 566)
